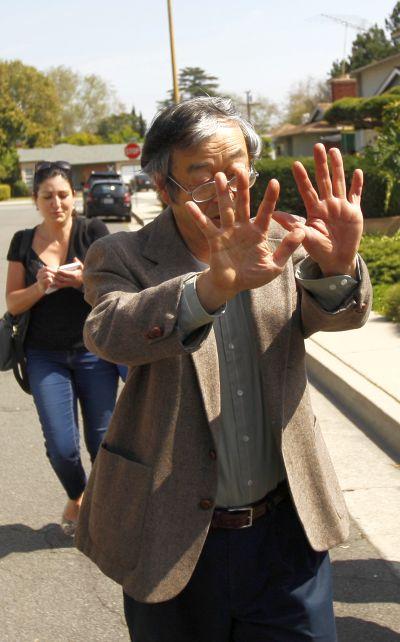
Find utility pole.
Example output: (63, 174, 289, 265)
(244, 91, 259, 122)
(167, 0, 180, 104)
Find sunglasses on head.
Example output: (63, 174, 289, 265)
(35, 160, 72, 174)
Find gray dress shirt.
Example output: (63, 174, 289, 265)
(178, 258, 358, 507)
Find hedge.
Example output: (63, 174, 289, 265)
(12, 180, 31, 197)
(0, 184, 11, 200)
(359, 233, 400, 285)
(324, 87, 400, 129)
(252, 156, 397, 219)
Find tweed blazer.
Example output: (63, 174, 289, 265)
(75, 208, 372, 603)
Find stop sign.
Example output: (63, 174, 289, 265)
(124, 142, 141, 160)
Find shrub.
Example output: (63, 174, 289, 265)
(253, 156, 393, 219)
(359, 233, 400, 285)
(382, 283, 400, 323)
(12, 180, 31, 197)
(0, 184, 11, 200)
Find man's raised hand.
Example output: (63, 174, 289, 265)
(273, 144, 363, 277)
(185, 166, 305, 313)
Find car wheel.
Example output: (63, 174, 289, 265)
(125, 215, 132, 222)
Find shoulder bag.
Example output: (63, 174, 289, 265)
(0, 228, 35, 394)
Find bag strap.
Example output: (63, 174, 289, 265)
(10, 227, 35, 394)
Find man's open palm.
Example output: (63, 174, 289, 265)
(273, 144, 363, 276)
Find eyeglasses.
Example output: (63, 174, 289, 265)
(167, 167, 259, 204)
(35, 160, 72, 174)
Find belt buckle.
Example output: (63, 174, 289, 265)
(227, 505, 253, 528)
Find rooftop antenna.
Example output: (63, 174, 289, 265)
(319, 14, 369, 75)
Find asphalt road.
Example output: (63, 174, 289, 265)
(0, 202, 399, 641)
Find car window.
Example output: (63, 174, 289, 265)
(92, 183, 125, 196)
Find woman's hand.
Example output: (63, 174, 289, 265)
(54, 258, 84, 290)
(36, 266, 57, 294)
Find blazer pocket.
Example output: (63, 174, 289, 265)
(88, 442, 152, 569)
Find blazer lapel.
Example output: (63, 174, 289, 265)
(141, 208, 222, 437)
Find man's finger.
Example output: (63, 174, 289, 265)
(185, 201, 220, 240)
(292, 162, 319, 215)
(272, 228, 306, 268)
(231, 165, 250, 224)
(328, 147, 346, 199)
(313, 143, 332, 200)
(272, 211, 306, 232)
(215, 172, 235, 227)
(348, 168, 363, 203)
(254, 179, 280, 233)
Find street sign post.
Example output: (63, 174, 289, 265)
(124, 142, 141, 160)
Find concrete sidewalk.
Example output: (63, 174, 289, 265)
(306, 311, 400, 457)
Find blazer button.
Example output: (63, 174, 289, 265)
(209, 449, 217, 460)
(145, 325, 164, 339)
(199, 498, 213, 510)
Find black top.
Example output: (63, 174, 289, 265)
(7, 217, 109, 350)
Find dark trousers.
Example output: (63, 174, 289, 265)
(123, 496, 337, 642)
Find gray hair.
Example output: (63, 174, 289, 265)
(141, 97, 262, 195)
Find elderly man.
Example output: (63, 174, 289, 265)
(76, 97, 371, 642)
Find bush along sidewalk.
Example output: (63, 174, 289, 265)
(0, 184, 11, 200)
(359, 233, 400, 323)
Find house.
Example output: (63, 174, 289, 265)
(271, 102, 351, 157)
(17, 143, 142, 190)
(272, 52, 400, 157)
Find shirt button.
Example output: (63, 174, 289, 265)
(247, 480, 254, 487)
(145, 325, 164, 339)
(329, 284, 337, 291)
(237, 389, 244, 397)
(209, 449, 217, 460)
(242, 435, 250, 442)
(228, 343, 235, 350)
(199, 499, 213, 510)
(340, 278, 348, 286)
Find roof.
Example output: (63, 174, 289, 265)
(17, 143, 141, 165)
(271, 120, 342, 140)
(351, 51, 400, 75)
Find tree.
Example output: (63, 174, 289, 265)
(47, 66, 124, 136)
(385, 2, 400, 37)
(348, 26, 395, 70)
(158, 67, 219, 108)
(228, 93, 279, 135)
(179, 67, 219, 100)
(96, 107, 147, 142)
(329, 5, 400, 77)
(0, 60, 61, 147)
(365, 99, 400, 174)
(61, 132, 103, 146)
(281, 77, 330, 125)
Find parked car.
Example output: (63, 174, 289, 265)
(132, 171, 153, 191)
(82, 171, 121, 214)
(85, 180, 132, 222)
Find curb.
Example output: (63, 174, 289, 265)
(132, 211, 145, 226)
(306, 338, 400, 457)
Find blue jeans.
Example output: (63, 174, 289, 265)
(26, 348, 119, 499)
(124, 497, 337, 642)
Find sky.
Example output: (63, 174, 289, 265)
(2, 0, 398, 127)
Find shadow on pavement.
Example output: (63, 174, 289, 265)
(336, 617, 400, 641)
(0, 522, 74, 557)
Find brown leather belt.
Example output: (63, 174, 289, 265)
(211, 481, 289, 530)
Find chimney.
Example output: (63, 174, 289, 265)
(330, 75, 358, 102)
